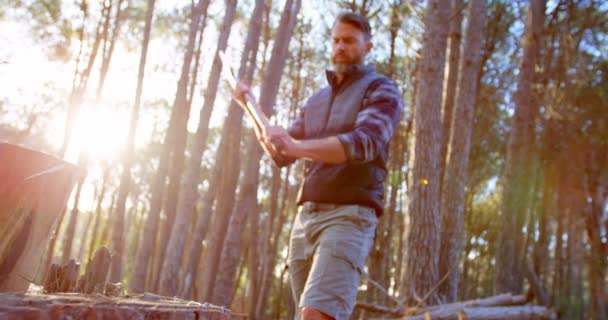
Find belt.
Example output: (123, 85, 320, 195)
(301, 201, 341, 212)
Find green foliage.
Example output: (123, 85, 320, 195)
(22, 0, 73, 61)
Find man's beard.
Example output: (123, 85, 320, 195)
(331, 53, 363, 73)
(332, 63, 350, 74)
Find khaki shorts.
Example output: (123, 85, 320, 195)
(288, 203, 377, 320)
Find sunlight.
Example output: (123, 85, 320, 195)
(61, 103, 129, 163)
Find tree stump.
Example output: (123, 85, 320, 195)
(0, 143, 82, 292)
(0, 292, 231, 320)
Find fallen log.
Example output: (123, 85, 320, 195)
(405, 306, 554, 320)
(355, 293, 556, 319)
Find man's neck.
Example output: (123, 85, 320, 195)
(334, 72, 345, 85)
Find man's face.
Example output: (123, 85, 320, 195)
(331, 21, 372, 73)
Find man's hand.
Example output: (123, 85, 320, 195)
(264, 125, 296, 156)
(234, 81, 250, 102)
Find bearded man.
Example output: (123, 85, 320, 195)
(237, 12, 403, 320)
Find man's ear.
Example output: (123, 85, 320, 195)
(365, 41, 373, 54)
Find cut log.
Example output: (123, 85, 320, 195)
(0, 143, 82, 292)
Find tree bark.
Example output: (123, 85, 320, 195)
(155, 0, 218, 296)
(59, 0, 104, 158)
(403, 0, 450, 305)
(112, 0, 154, 289)
(438, 0, 486, 303)
(199, 0, 265, 306)
(154, 0, 214, 293)
(130, 0, 206, 292)
(439, 0, 464, 187)
(494, 0, 545, 295)
(585, 147, 608, 320)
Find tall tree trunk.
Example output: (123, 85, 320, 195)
(87, 166, 110, 263)
(366, 1, 404, 307)
(210, 137, 262, 307)
(179, 185, 217, 299)
(254, 167, 289, 318)
(403, 0, 450, 305)
(459, 191, 473, 300)
(533, 119, 558, 288)
(585, 147, 608, 320)
(194, 0, 301, 316)
(61, 156, 86, 263)
(58, 0, 94, 157)
(58, 0, 114, 262)
(438, 0, 486, 303)
(153, 0, 214, 292)
(494, 0, 545, 295)
(112, 0, 155, 287)
(96, 0, 124, 99)
(175, 0, 263, 301)
(439, 0, 464, 187)
(157, 0, 236, 297)
(130, 0, 205, 291)
(206, 0, 299, 306)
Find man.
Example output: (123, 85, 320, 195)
(237, 12, 402, 320)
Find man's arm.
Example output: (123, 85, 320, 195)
(269, 78, 403, 164)
(264, 128, 347, 164)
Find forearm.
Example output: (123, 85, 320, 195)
(286, 136, 347, 164)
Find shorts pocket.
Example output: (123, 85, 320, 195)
(331, 239, 365, 274)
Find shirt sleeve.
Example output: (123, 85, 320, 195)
(287, 107, 306, 139)
(336, 78, 403, 164)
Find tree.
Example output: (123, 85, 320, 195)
(157, 0, 237, 297)
(114, 0, 155, 292)
(439, 0, 464, 186)
(438, 0, 486, 303)
(206, 0, 265, 307)
(494, 0, 545, 295)
(403, 0, 450, 305)
(130, 0, 209, 291)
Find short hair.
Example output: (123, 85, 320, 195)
(334, 12, 372, 40)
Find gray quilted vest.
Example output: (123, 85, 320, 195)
(296, 65, 388, 216)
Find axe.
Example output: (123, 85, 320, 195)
(219, 51, 286, 155)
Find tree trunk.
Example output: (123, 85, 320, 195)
(494, 0, 545, 295)
(439, 0, 464, 187)
(403, 0, 450, 305)
(532, 120, 558, 290)
(87, 167, 110, 263)
(153, 0, 214, 293)
(59, 0, 116, 263)
(438, 0, 486, 303)
(60, 157, 86, 264)
(157, 0, 236, 297)
(585, 148, 608, 320)
(206, 0, 299, 306)
(254, 167, 290, 318)
(179, 184, 217, 299)
(199, 0, 267, 305)
(59, 0, 104, 157)
(111, 0, 154, 288)
(130, 0, 205, 292)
